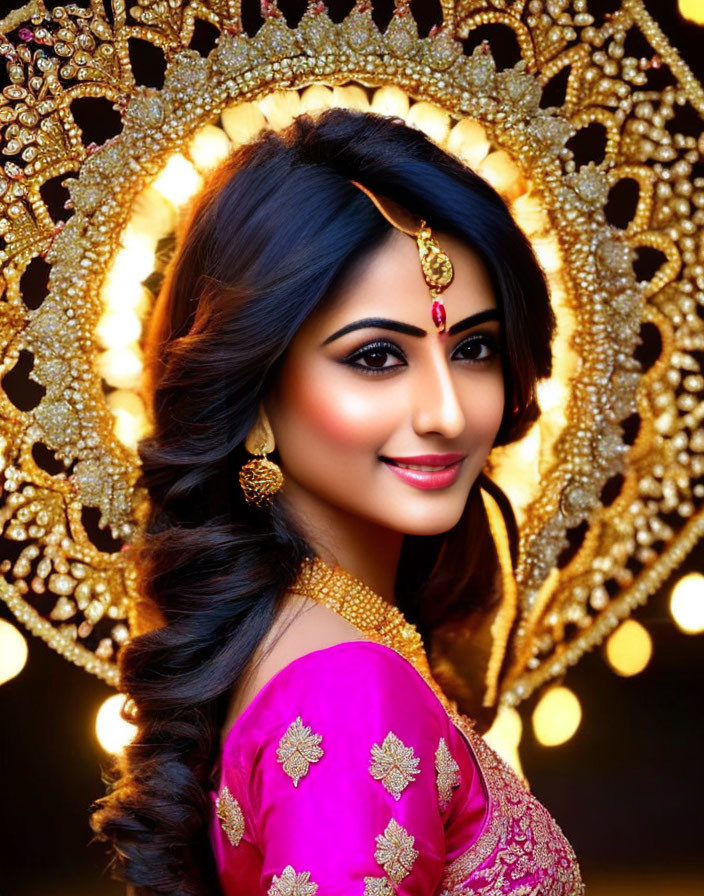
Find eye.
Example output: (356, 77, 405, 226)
(453, 333, 499, 363)
(342, 340, 406, 374)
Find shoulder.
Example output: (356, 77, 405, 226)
(221, 595, 373, 738)
(224, 636, 452, 769)
(242, 591, 442, 720)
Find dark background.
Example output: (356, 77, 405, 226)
(1, 1, 703, 894)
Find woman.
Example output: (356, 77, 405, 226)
(91, 108, 583, 895)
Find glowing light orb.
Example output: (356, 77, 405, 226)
(478, 150, 525, 201)
(670, 572, 704, 633)
(370, 85, 409, 118)
(97, 345, 143, 390)
(96, 694, 138, 754)
(447, 119, 490, 169)
(679, 0, 704, 25)
(485, 706, 525, 779)
(300, 84, 334, 115)
(152, 153, 203, 208)
(0, 619, 28, 685)
(189, 124, 232, 173)
(331, 84, 370, 112)
(107, 389, 150, 450)
(221, 101, 267, 146)
(605, 619, 653, 676)
(257, 89, 302, 129)
(532, 686, 582, 747)
(96, 308, 142, 351)
(406, 101, 451, 144)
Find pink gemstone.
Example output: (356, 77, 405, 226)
(431, 300, 446, 331)
(18, 28, 34, 42)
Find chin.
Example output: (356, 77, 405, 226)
(383, 503, 467, 537)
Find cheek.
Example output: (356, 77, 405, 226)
(273, 364, 390, 455)
(463, 375, 505, 438)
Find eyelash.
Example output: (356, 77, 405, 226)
(342, 334, 500, 375)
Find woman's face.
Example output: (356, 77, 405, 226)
(264, 227, 504, 538)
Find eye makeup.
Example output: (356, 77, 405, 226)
(340, 331, 500, 375)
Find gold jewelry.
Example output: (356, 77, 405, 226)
(0, 1, 702, 708)
(478, 484, 518, 709)
(239, 411, 284, 507)
(290, 554, 458, 716)
(349, 181, 454, 332)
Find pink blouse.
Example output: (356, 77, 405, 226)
(208, 640, 584, 895)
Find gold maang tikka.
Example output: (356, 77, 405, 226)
(238, 411, 284, 507)
(349, 181, 454, 332)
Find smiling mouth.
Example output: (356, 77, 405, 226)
(384, 460, 456, 471)
(380, 453, 465, 472)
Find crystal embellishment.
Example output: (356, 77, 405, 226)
(369, 731, 420, 800)
(374, 818, 419, 883)
(215, 785, 245, 847)
(435, 736, 461, 809)
(267, 865, 319, 895)
(276, 716, 324, 786)
(363, 877, 395, 896)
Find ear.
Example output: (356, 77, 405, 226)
(244, 406, 275, 455)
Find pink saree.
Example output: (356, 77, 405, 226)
(208, 641, 584, 895)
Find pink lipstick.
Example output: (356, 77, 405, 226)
(381, 453, 465, 490)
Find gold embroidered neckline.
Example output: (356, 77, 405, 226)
(290, 555, 456, 714)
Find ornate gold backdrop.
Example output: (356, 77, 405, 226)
(0, 0, 702, 708)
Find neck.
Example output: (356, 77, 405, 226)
(280, 486, 404, 605)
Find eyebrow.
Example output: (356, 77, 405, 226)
(321, 318, 425, 345)
(448, 309, 500, 335)
(321, 309, 500, 345)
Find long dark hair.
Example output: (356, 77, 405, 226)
(90, 108, 554, 895)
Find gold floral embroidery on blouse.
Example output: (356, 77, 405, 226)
(369, 731, 420, 800)
(374, 817, 419, 883)
(439, 709, 584, 896)
(435, 736, 461, 809)
(276, 716, 324, 787)
(363, 877, 395, 895)
(267, 865, 319, 895)
(215, 785, 245, 847)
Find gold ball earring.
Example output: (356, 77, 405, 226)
(239, 410, 284, 507)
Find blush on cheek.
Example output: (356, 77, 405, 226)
(283, 370, 391, 449)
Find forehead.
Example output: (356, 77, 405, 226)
(310, 227, 497, 335)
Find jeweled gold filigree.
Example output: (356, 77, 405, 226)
(215, 785, 245, 847)
(238, 457, 284, 506)
(267, 865, 318, 896)
(276, 716, 324, 787)
(0, 0, 701, 706)
(369, 730, 421, 801)
(374, 817, 418, 884)
(363, 877, 395, 896)
(435, 736, 461, 810)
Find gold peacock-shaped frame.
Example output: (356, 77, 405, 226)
(0, 0, 702, 707)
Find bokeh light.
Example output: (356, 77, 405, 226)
(446, 118, 490, 169)
(0, 619, 28, 685)
(532, 686, 582, 747)
(188, 123, 232, 173)
(151, 152, 203, 207)
(605, 619, 653, 677)
(95, 694, 138, 754)
(485, 705, 525, 779)
(670, 572, 704, 633)
(679, 0, 704, 25)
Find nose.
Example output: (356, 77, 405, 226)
(411, 344, 466, 439)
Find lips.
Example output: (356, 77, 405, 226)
(380, 454, 465, 490)
(382, 453, 465, 471)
